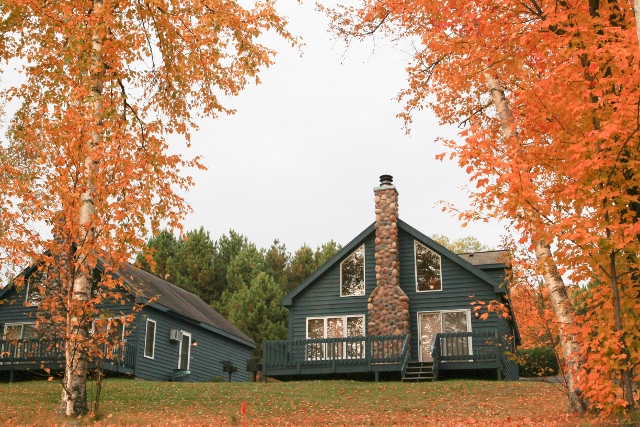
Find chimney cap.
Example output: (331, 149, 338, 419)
(379, 175, 394, 187)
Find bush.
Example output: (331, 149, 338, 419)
(517, 347, 560, 377)
(208, 376, 225, 382)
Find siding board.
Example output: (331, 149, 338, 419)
(288, 225, 508, 364)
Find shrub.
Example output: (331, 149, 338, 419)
(517, 347, 560, 377)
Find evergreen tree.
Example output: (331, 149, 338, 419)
(135, 230, 180, 282)
(264, 239, 290, 291)
(173, 227, 216, 303)
(226, 272, 288, 358)
(212, 242, 264, 317)
(314, 240, 342, 268)
(211, 230, 249, 300)
(286, 244, 316, 292)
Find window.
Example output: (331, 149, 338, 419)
(177, 331, 191, 370)
(340, 245, 365, 297)
(26, 271, 46, 306)
(306, 315, 365, 359)
(92, 317, 126, 342)
(415, 241, 442, 292)
(3, 323, 37, 340)
(144, 319, 156, 359)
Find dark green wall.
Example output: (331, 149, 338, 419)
(288, 225, 508, 362)
(0, 285, 38, 329)
(135, 306, 252, 382)
(397, 228, 501, 359)
(289, 233, 375, 341)
(0, 282, 252, 382)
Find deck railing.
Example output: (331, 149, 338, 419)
(0, 339, 65, 364)
(264, 335, 409, 373)
(434, 331, 500, 362)
(430, 330, 519, 381)
(0, 339, 137, 370)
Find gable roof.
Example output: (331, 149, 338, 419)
(282, 222, 375, 307)
(458, 250, 508, 267)
(112, 262, 255, 348)
(0, 260, 255, 348)
(397, 219, 505, 293)
(0, 264, 38, 300)
(282, 219, 505, 307)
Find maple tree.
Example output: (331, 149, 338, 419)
(0, 0, 293, 416)
(323, 0, 640, 414)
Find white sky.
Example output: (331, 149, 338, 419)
(174, 0, 507, 252)
(0, 1, 508, 258)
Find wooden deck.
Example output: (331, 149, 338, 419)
(262, 331, 519, 381)
(263, 335, 410, 380)
(0, 339, 137, 381)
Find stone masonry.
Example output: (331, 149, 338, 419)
(367, 175, 411, 339)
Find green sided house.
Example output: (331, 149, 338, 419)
(263, 175, 519, 382)
(0, 261, 255, 382)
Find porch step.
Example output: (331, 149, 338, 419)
(402, 362, 434, 382)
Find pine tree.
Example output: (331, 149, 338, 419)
(226, 272, 288, 358)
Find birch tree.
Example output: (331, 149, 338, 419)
(323, 0, 640, 413)
(0, 0, 293, 416)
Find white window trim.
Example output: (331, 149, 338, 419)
(414, 240, 443, 293)
(3, 322, 36, 339)
(25, 279, 40, 306)
(177, 331, 192, 370)
(144, 318, 156, 359)
(417, 310, 472, 362)
(339, 244, 366, 297)
(305, 315, 366, 339)
(305, 315, 366, 360)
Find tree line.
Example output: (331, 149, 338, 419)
(135, 228, 342, 356)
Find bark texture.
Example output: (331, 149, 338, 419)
(534, 238, 586, 413)
(485, 72, 586, 413)
(60, 1, 104, 416)
(635, 0, 640, 48)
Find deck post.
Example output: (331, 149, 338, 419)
(262, 341, 267, 382)
(375, 371, 379, 383)
(9, 364, 14, 383)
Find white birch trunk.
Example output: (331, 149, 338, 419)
(61, 1, 103, 416)
(483, 72, 586, 413)
(635, 0, 640, 48)
(534, 237, 586, 413)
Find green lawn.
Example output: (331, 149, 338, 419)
(0, 378, 611, 426)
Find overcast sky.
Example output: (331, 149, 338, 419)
(170, 1, 507, 253)
(0, 1, 508, 257)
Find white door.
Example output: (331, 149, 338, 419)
(178, 332, 191, 370)
(418, 313, 442, 362)
(418, 311, 471, 362)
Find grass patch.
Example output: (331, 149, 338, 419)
(0, 378, 618, 426)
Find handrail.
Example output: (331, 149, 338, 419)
(431, 335, 441, 381)
(400, 335, 410, 378)
(0, 339, 136, 369)
(263, 335, 409, 371)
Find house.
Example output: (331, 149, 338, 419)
(263, 175, 519, 382)
(0, 260, 255, 382)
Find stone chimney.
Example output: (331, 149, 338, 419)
(367, 175, 410, 337)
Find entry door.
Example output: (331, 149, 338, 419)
(418, 311, 470, 362)
(178, 332, 191, 370)
(419, 313, 442, 362)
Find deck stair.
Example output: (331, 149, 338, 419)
(402, 361, 433, 382)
